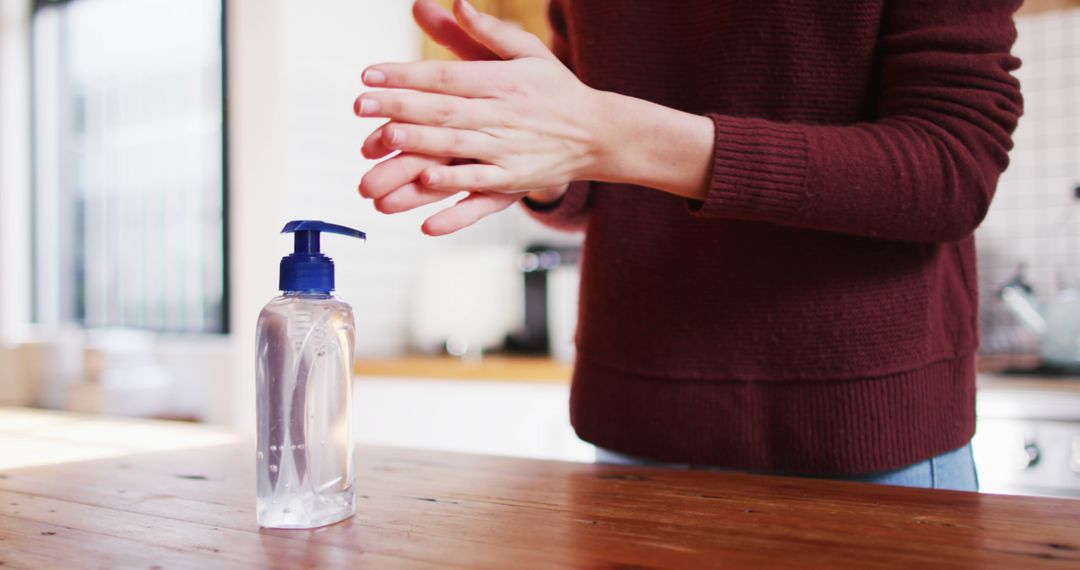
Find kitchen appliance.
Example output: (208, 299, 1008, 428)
(410, 246, 523, 358)
(998, 264, 1080, 371)
(505, 244, 580, 359)
(974, 375, 1080, 498)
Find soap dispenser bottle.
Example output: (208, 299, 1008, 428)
(256, 220, 365, 528)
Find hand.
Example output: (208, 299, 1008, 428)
(356, 0, 588, 235)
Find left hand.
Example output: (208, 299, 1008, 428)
(356, 0, 602, 234)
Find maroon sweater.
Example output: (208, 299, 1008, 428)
(527, 0, 1023, 473)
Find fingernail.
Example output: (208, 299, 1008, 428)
(387, 128, 403, 147)
(358, 98, 380, 116)
(363, 69, 386, 86)
(424, 170, 440, 186)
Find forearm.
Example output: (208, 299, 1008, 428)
(589, 90, 715, 201)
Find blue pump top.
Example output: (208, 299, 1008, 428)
(279, 220, 366, 294)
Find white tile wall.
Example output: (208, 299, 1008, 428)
(977, 9, 1080, 354)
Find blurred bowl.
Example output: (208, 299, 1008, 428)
(410, 246, 523, 358)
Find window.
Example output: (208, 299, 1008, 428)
(32, 0, 227, 333)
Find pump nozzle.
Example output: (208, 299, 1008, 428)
(279, 220, 366, 293)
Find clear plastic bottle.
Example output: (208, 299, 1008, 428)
(255, 221, 365, 529)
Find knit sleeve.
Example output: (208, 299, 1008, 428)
(690, 0, 1023, 243)
(519, 0, 592, 231)
(521, 180, 592, 231)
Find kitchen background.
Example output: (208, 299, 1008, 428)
(1, 0, 1078, 497)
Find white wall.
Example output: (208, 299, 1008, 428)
(268, 1, 580, 359)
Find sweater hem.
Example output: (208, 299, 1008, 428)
(569, 353, 977, 474)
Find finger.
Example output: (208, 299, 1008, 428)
(382, 122, 495, 160)
(421, 191, 523, 236)
(374, 182, 460, 214)
(413, 0, 498, 61)
(453, 0, 555, 61)
(360, 153, 448, 199)
(362, 60, 501, 97)
(362, 122, 396, 160)
(355, 91, 493, 129)
(421, 163, 512, 192)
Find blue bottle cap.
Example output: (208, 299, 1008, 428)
(279, 220, 366, 293)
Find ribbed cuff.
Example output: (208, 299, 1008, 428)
(520, 180, 592, 231)
(690, 115, 810, 222)
(521, 193, 566, 212)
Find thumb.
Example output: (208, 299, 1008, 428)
(453, 0, 555, 61)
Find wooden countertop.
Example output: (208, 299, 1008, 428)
(978, 375, 1080, 395)
(2, 407, 1079, 569)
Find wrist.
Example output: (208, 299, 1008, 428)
(584, 89, 624, 183)
(587, 90, 714, 200)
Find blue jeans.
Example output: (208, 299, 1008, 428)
(595, 443, 979, 491)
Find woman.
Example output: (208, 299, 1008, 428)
(354, 0, 1023, 489)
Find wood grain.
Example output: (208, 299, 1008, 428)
(977, 374, 1080, 394)
(1, 409, 1079, 569)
